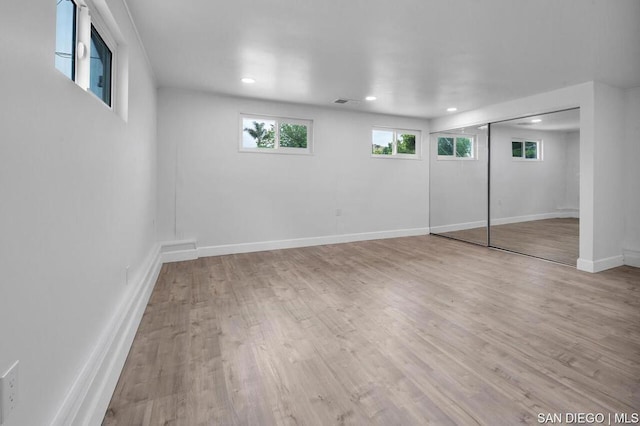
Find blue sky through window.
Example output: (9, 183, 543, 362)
(55, 0, 75, 79)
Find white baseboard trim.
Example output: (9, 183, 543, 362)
(491, 211, 578, 226)
(577, 255, 625, 273)
(159, 228, 429, 261)
(430, 220, 487, 234)
(555, 208, 580, 219)
(623, 249, 640, 268)
(161, 239, 198, 263)
(51, 244, 163, 426)
(198, 228, 430, 258)
(432, 211, 579, 234)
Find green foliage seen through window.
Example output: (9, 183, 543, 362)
(244, 121, 275, 148)
(455, 137, 472, 157)
(397, 134, 416, 154)
(438, 136, 472, 158)
(280, 123, 308, 148)
(512, 141, 523, 157)
(438, 137, 454, 155)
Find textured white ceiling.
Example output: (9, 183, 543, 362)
(125, 0, 640, 118)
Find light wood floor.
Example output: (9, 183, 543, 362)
(103, 235, 640, 425)
(438, 218, 579, 265)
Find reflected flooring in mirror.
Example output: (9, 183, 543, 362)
(438, 218, 579, 266)
(491, 218, 579, 265)
(436, 227, 488, 247)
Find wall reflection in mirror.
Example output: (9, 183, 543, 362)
(489, 108, 580, 265)
(430, 125, 488, 246)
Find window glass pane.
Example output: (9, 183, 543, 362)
(279, 123, 308, 148)
(455, 137, 473, 157)
(89, 25, 112, 106)
(512, 141, 523, 157)
(243, 118, 276, 148)
(438, 137, 454, 156)
(525, 141, 537, 159)
(397, 133, 416, 154)
(55, 0, 76, 80)
(372, 130, 394, 155)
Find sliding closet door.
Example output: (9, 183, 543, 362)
(430, 125, 488, 245)
(488, 108, 580, 265)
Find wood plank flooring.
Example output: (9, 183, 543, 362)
(438, 218, 579, 265)
(103, 235, 640, 425)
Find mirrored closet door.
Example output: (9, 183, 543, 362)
(430, 125, 488, 245)
(489, 108, 580, 265)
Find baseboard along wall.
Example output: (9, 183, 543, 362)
(430, 210, 579, 234)
(52, 245, 163, 426)
(162, 228, 430, 264)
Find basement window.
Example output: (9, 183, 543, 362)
(55, 0, 116, 108)
(512, 138, 542, 160)
(436, 134, 476, 160)
(240, 114, 313, 154)
(372, 128, 420, 158)
(89, 25, 113, 106)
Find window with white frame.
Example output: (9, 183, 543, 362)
(512, 138, 542, 160)
(371, 128, 420, 158)
(55, 0, 115, 107)
(240, 115, 313, 154)
(436, 134, 475, 160)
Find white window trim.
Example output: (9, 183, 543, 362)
(239, 113, 314, 155)
(512, 138, 543, 161)
(57, 0, 117, 111)
(371, 127, 421, 159)
(86, 2, 117, 108)
(436, 133, 477, 161)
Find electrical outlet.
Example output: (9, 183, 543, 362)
(0, 361, 19, 425)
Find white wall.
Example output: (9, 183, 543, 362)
(592, 82, 625, 263)
(0, 0, 157, 425)
(157, 88, 429, 252)
(622, 87, 640, 266)
(489, 127, 577, 221)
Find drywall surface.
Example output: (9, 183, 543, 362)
(0, 0, 157, 424)
(592, 82, 625, 261)
(157, 89, 429, 248)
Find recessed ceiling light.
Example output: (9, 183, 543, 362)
(478, 125, 488, 130)
(447, 107, 457, 112)
(365, 96, 377, 101)
(241, 77, 256, 84)
(531, 119, 542, 123)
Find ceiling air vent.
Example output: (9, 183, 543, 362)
(516, 122, 534, 126)
(334, 98, 349, 104)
